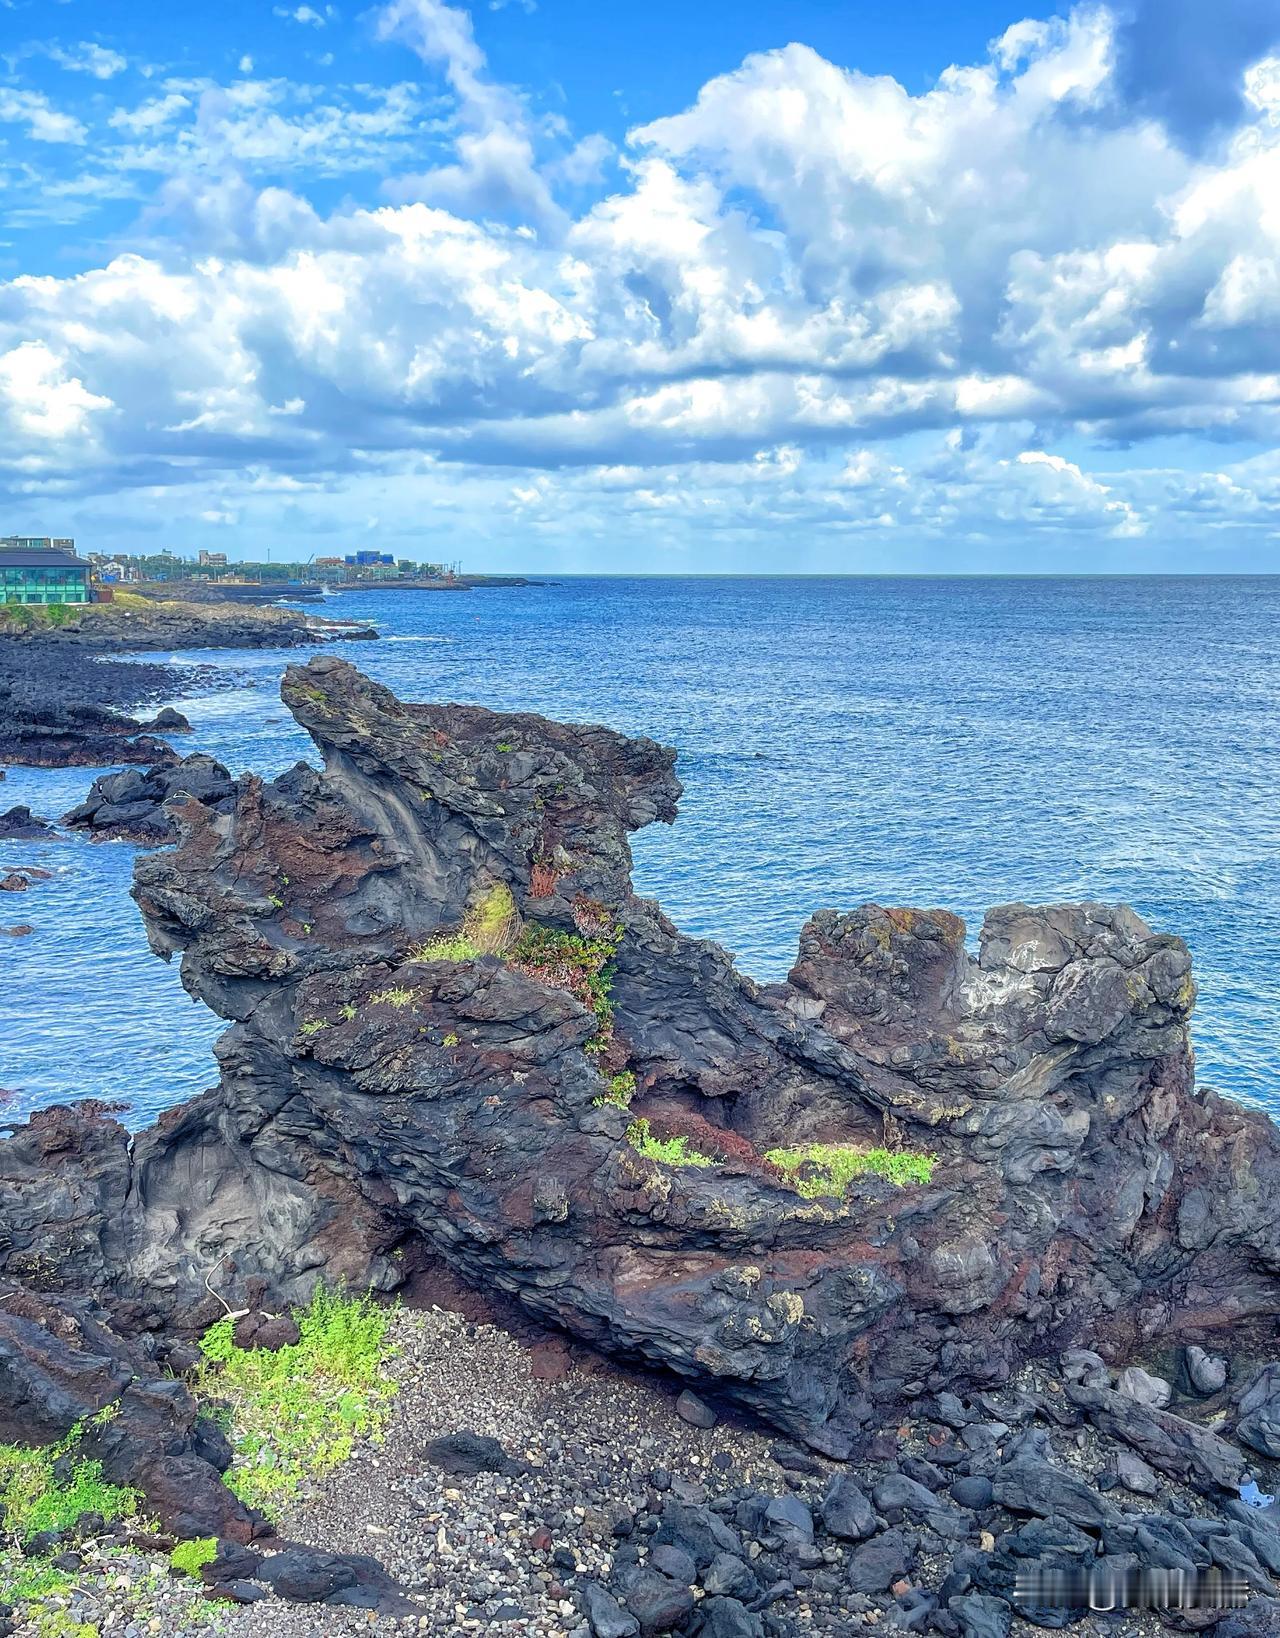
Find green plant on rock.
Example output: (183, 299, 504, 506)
(0, 1428, 139, 1548)
(511, 921, 621, 1053)
(764, 1143, 936, 1198)
(593, 1070, 636, 1109)
(298, 1018, 328, 1037)
(193, 1285, 396, 1515)
(463, 881, 519, 955)
(411, 932, 480, 962)
(626, 1117, 714, 1169)
(370, 987, 415, 1008)
(169, 1536, 218, 1577)
(0, 1426, 140, 1625)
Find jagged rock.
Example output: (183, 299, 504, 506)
(820, 1474, 878, 1540)
(584, 1581, 640, 1638)
(676, 1390, 718, 1429)
(701, 1551, 757, 1599)
(948, 1593, 1011, 1638)
(0, 872, 30, 891)
(1066, 1383, 1247, 1492)
(1236, 1365, 1280, 1460)
(991, 1460, 1114, 1531)
(63, 755, 234, 845)
(847, 1528, 911, 1592)
(1114, 1449, 1160, 1496)
(2, 657, 1280, 1466)
(620, 1565, 694, 1633)
(693, 1600, 764, 1638)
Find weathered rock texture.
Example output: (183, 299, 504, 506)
(3, 656, 1280, 1462)
(62, 754, 235, 845)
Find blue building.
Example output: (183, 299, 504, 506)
(0, 540, 91, 606)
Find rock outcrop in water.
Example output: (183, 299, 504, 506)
(3, 656, 1279, 1471)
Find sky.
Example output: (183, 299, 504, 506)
(0, 0, 1279, 572)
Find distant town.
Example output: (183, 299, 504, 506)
(0, 535, 537, 609)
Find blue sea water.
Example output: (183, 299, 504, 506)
(3, 575, 1278, 1126)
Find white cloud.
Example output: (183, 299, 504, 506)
(49, 42, 128, 79)
(0, 88, 86, 144)
(0, 4, 1279, 561)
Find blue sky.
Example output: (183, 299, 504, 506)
(1, 0, 1278, 571)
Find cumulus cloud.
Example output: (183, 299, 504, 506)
(0, 1, 1278, 561)
(0, 87, 86, 143)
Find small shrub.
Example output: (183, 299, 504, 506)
(169, 1536, 218, 1577)
(370, 987, 415, 1008)
(193, 1286, 396, 1515)
(529, 859, 557, 898)
(339, 1002, 357, 1021)
(626, 1117, 714, 1168)
(298, 1018, 328, 1036)
(441, 1032, 459, 1047)
(593, 1070, 636, 1109)
(511, 922, 620, 1053)
(764, 1143, 936, 1198)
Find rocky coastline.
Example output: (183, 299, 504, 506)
(0, 596, 376, 770)
(3, 657, 1280, 1636)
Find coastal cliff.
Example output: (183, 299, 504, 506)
(3, 657, 1280, 1630)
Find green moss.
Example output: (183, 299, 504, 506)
(441, 1032, 459, 1047)
(626, 1117, 714, 1168)
(495, 741, 515, 753)
(169, 1536, 218, 1577)
(764, 1143, 936, 1197)
(193, 1286, 396, 1517)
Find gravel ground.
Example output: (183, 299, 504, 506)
(11, 1307, 1263, 1638)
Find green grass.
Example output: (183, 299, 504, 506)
(764, 1143, 936, 1197)
(298, 1018, 328, 1036)
(626, 1117, 714, 1168)
(410, 932, 480, 962)
(370, 987, 415, 1008)
(0, 1427, 139, 1547)
(193, 1286, 397, 1516)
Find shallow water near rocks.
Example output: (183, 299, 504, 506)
(3, 574, 1278, 1126)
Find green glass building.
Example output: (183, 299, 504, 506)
(0, 544, 92, 606)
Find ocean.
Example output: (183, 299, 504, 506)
(3, 575, 1278, 1126)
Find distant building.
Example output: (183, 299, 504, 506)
(344, 551, 396, 567)
(315, 556, 345, 568)
(0, 543, 91, 605)
(198, 550, 228, 567)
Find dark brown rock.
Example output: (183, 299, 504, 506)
(1, 657, 1279, 1471)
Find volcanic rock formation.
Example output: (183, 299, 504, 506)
(3, 656, 1280, 1468)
